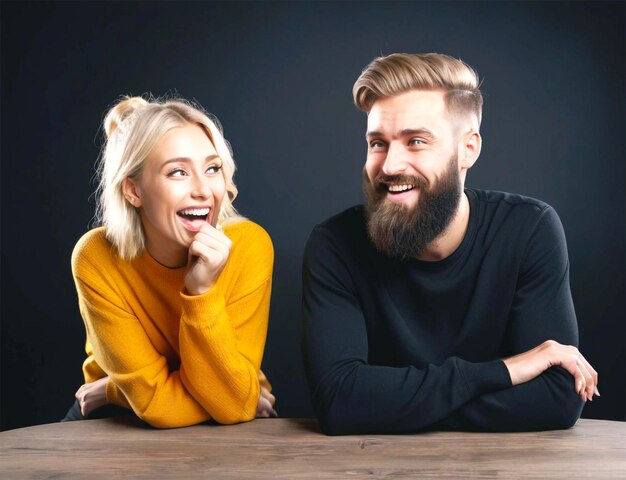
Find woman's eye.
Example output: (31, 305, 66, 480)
(206, 164, 222, 175)
(167, 169, 187, 177)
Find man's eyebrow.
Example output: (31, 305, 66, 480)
(366, 128, 437, 139)
(366, 130, 384, 139)
(398, 128, 436, 139)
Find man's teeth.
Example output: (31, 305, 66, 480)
(387, 184, 415, 193)
(179, 207, 210, 216)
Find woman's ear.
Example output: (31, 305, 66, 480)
(122, 177, 142, 207)
(459, 130, 482, 171)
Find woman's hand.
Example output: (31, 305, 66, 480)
(256, 386, 278, 418)
(185, 223, 232, 296)
(75, 376, 109, 416)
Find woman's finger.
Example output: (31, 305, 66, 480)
(189, 240, 228, 265)
(197, 224, 232, 248)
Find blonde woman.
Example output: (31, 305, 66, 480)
(63, 96, 276, 427)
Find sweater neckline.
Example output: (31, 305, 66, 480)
(136, 248, 188, 279)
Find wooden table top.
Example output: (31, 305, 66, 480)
(1, 418, 625, 479)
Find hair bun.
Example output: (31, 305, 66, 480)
(104, 96, 149, 139)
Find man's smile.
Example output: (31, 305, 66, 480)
(386, 183, 416, 193)
(375, 176, 424, 205)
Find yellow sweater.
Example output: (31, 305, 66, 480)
(72, 219, 273, 428)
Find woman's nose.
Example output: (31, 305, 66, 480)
(191, 176, 211, 198)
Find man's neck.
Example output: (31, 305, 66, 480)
(416, 191, 471, 261)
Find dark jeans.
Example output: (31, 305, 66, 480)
(61, 400, 135, 422)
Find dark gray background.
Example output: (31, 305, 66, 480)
(1, 1, 624, 431)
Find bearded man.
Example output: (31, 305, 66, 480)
(301, 53, 598, 435)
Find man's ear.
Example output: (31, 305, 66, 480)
(122, 177, 142, 208)
(459, 130, 481, 171)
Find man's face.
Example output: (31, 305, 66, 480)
(364, 89, 460, 208)
(363, 90, 463, 260)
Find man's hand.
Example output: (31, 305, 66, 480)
(185, 224, 232, 296)
(503, 340, 599, 402)
(75, 376, 109, 416)
(256, 386, 278, 418)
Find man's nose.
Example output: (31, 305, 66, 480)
(382, 144, 408, 176)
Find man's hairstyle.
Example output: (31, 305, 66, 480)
(95, 95, 240, 260)
(353, 53, 483, 127)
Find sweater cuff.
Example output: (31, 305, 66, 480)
(458, 359, 512, 398)
(105, 379, 131, 409)
(179, 285, 226, 328)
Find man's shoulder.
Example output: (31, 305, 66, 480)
(471, 189, 552, 213)
(305, 205, 370, 258)
(469, 189, 555, 228)
(310, 205, 370, 246)
(468, 189, 563, 248)
(316, 205, 366, 233)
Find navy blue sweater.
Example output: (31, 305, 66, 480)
(302, 189, 584, 435)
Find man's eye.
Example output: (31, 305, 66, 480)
(167, 169, 187, 177)
(206, 164, 222, 175)
(370, 141, 386, 149)
(409, 139, 426, 146)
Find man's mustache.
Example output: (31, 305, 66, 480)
(373, 173, 428, 192)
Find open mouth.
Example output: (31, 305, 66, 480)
(386, 183, 416, 194)
(177, 207, 211, 230)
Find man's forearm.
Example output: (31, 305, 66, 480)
(307, 357, 511, 435)
(438, 366, 584, 432)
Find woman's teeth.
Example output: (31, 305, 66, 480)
(177, 207, 210, 220)
(179, 207, 210, 216)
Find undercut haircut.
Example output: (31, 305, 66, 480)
(353, 53, 483, 128)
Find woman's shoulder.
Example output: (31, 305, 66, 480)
(71, 227, 117, 273)
(222, 218, 274, 269)
(220, 219, 274, 293)
(223, 218, 273, 251)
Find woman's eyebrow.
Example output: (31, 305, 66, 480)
(161, 154, 221, 166)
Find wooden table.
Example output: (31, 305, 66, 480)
(1, 418, 624, 479)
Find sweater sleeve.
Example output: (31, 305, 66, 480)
(75, 274, 210, 427)
(439, 206, 584, 431)
(301, 226, 511, 435)
(177, 225, 273, 424)
(74, 223, 273, 428)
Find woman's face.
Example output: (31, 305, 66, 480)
(124, 123, 226, 267)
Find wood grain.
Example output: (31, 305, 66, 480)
(1, 418, 624, 479)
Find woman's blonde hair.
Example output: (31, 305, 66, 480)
(353, 53, 483, 127)
(95, 95, 240, 260)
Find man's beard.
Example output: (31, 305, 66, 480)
(363, 155, 462, 261)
